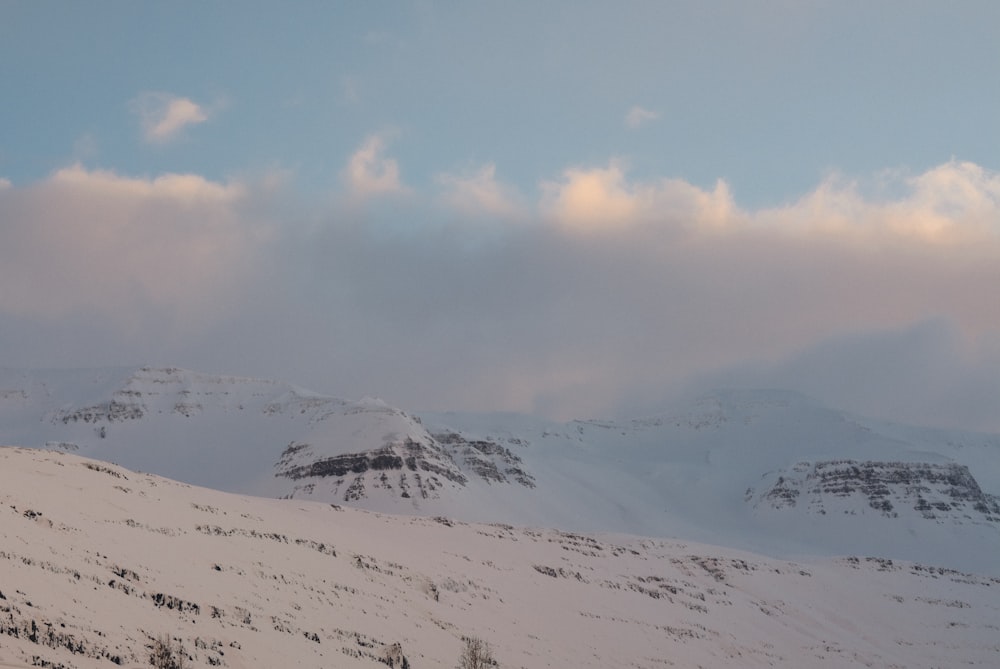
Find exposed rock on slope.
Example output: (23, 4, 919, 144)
(433, 431, 536, 488)
(275, 437, 468, 502)
(752, 460, 1000, 521)
(274, 429, 538, 505)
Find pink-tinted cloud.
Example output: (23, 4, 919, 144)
(2, 159, 999, 431)
(0, 165, 266, 333)
(540, 160, 737, 231)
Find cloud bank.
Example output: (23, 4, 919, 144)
(0, 165, 266, 334)
(2, 158, 998, 431)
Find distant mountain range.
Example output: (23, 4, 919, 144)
(1, 366, 998, 574)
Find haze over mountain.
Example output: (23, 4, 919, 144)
(2, 366, 997, 576)
(4, 5, 1000, 436)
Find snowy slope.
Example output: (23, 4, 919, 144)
(1, 447, 999, 669)
(1, 367, 998, 574)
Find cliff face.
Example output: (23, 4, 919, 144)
(753, 460, 1000, 522)
(273, 428, 537, 505)
(275, 436, 469, 503)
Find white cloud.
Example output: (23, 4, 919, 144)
(131, 92, 210, 144)
(435, 163, 524, 218)
(342, 133, 407, 198)
(625, 106, 659, 128)
(0, 177, 10, 190)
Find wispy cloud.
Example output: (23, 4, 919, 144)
(131, 92, 210, 144)
(342, 75, 361, 104)
(342, 133, 407, 198)
(435, 163, 524, 218)
(625, 105, 659, 129)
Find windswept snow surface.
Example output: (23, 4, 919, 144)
(1, 367, 998, 574)
(1, 447, 999, 668)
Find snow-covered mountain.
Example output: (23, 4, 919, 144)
(1, 367, 998, 574)
(2, 447, 999, 669)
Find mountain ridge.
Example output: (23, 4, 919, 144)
(1, 365, 998, 574)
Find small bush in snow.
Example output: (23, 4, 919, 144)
(150, 636, 185, 669)
(458, 636, 497, 669)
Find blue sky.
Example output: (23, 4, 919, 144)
(2, 2, 999, 429)
(5, 2, 997, 201)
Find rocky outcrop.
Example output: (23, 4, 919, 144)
(274, 435, 472, 503)
(433, 432, 536, 488)
(753, 460, 1000, 521)
(277, 438, 466, 482)
(55, 392, 146, 425)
